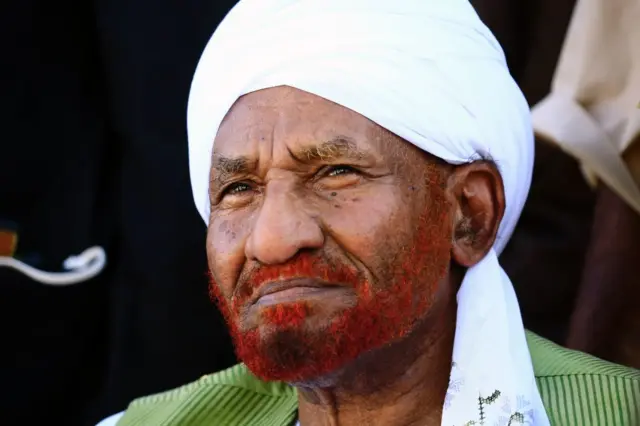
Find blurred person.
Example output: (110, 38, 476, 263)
(100, 1, 640, 425)
(533, 0, 640, 368)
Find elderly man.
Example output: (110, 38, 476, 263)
(101, 0, 639, 425)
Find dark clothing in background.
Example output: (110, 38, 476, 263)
(472, 0, 577, 106)
(1, 1, 113, 425)
(1, 1, 238, 425)
(87, 0, 239, 422)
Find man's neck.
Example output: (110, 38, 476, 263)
(296, 298, 456, 426)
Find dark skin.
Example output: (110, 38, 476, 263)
(207, 86, 505, 426)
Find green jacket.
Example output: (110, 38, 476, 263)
(117, 332, 640, 425)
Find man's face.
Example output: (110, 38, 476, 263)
(207, 86, 453, 383)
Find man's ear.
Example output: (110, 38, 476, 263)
(446, 161, 505, 267)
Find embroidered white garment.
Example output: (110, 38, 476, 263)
(187, 1, 549, 425)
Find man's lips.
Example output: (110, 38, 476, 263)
(249, 278, 345, 307)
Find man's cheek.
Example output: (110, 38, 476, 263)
(208, 275, 230, 315)
(208, 214, 251, 262)
(323, 191, 404, 253)
(207, 232, 249, 307)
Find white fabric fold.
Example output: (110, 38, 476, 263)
(187, 1, 549, 424)
(531, 0, 640, 214)
(533, 94, 640, 214)
(0, 246, 107, 286)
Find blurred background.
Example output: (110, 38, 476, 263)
(1, 0, 638, 424)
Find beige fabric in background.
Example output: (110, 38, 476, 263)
(532, 0, 640, 213)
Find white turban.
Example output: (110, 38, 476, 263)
(187, 1, 550, 425)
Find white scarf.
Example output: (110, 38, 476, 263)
(187, 1, 549, 425)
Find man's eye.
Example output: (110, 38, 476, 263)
(223, 182, 252, 196)
(326, 165, 357, 177)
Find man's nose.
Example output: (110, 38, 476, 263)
(245, 182, 324, 265)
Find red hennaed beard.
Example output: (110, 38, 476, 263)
(209, 176, 451, 383)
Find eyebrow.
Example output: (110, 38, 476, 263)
(292, 136, 367, 163)
(210, 136, 370, 189)
(210, 156, 256, 190)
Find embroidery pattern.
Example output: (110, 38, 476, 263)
(457, 390, 532, 426)
(444, 362, 464, 410)
(479, 390, 501, 423)
(447, 360, 535, 426)
(497, 395, 534, 426)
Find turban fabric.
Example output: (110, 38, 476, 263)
(187, 1, 550, 424)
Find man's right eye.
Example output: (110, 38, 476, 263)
(223, 182, 252, 196)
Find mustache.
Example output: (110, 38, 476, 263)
(232, 252, 361, 308)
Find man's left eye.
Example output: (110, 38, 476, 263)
(326, 165, 357, 177)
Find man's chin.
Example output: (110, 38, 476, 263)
(235, 327, 360, 383)
(233, 303, 422, 383)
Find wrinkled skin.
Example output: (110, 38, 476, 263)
(207, 86, 505, 426)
